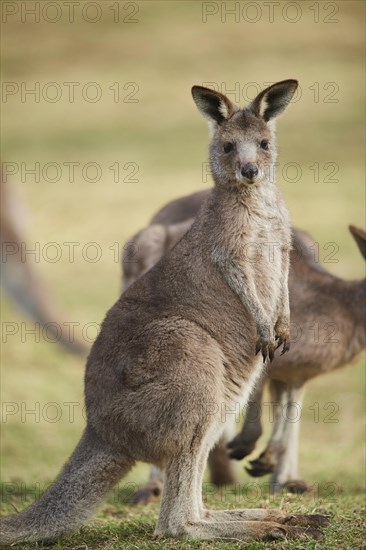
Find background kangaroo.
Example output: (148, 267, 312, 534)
(0, 175, 87, 355)
(123, 190, 366, 503)
(0, 80, 329, 545)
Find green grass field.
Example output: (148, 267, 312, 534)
(1, 1, 365, 548)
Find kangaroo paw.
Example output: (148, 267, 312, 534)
(255, 336, 276, 363)
(245, 449, 278, 477)
(227, 437, 256, 460)
(274, 318, 291, 355)
(129, 481, 162, 505)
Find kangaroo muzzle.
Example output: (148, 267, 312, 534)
(241, 163, 259, 183)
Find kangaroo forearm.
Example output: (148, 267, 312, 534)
(277, 254, 290, 321)
(215, 258, 268, 329)
(279, 283, 290, 320)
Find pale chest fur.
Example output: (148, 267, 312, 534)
(213, 186, 291, 321)
(250, 195, 290, 317)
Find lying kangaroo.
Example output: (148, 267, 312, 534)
(123, 190, 366, 502)
(0, 80, 329, 545)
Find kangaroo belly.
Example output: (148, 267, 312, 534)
(86, 311, 266, 465)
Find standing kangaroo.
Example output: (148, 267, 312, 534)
(0, 80, 329, 545)
(123, 191, 366, 502)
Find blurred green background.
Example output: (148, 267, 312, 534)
(1, 0, 365, 500)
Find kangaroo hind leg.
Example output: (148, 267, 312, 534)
(154, 431, 325, 542)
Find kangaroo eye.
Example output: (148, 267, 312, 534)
(223, 142, 234, 154)
(260, 139, 269, 150)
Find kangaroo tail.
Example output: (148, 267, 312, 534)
(0, 427, 133, 546)
(1, 257, 88, 355)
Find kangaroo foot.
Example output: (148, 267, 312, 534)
(227, 436, 257, 460)
(173, 519, 324, 542)
(245, 447, 283, 477)
(281, 479, 310, 494)
(203, 508, 330, 528)
(129, 480, 162, 505)
(283, 514, 330, 528)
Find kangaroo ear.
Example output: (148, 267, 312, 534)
(191, 86, 238, 125)
(349, 225, 366, 260)
(250, 79, 298, 122)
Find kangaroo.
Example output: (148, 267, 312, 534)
(0, 175, 87, 355)
(0, 80, 329, 545)
(122, 190, 366, 503)
(233, 223, 366, 490)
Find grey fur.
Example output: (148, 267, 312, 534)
(1, 80, 328, 544)
(123, 199, 365, 500)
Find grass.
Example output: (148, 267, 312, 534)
(1, 484, 365, 549)
(1, 1, 365, 548)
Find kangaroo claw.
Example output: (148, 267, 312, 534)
(275, 336, 283, 349)
(274, 319, 291, 355)
(281, 340, 290, 355)
(256, 338, 276, 363)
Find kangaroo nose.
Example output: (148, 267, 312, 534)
(241, 163, 258, 181)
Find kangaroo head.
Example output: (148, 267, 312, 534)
(191, 79, 298, 190)
(349, 225, 366, 262)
